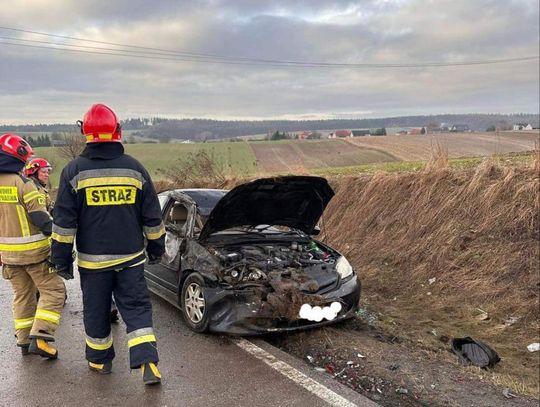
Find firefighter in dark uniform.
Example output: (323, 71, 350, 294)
(51, 104, 165, 385)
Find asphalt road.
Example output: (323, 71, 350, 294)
(0, 272, 375, 407)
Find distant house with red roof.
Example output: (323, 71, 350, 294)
(331, 130, 352, 138)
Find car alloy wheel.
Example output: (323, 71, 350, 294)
(184, 282, 206, 323)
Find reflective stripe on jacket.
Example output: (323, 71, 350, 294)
(51, 146, 165, 272)
(0, 173, 51, 265)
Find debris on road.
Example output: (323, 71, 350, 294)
(503, 388, 518, 399)
(472, 308, 490, 321)
(526, 343, 540, 352)
(451, 337, 501, 368)
(355, 307, 379, 324)
(428, 277, 436, 285)
(504, 316, 520, 326)
(357, 353, 366, 358)
(395, 387, 409, 395)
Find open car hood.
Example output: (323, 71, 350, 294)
(199, 176, 334, 240)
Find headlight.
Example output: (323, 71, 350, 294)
(336, 256, 353, 279)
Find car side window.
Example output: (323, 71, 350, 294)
(166, 202, 190, 237)
(158, 194, 169, 210)
(194, 214, 208, 234)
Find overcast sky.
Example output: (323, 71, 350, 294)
(0, 0, 538, 124)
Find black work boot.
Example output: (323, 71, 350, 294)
(142, 363, 161, 385)
(19, 344, 30, 356)
(29, 338, 58, 359)
(88, 361, 113, 374)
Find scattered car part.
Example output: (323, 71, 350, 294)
(451, 337, 500, 368)
(527, 343, 540, 352)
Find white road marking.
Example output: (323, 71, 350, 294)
(234, 338, 359, 407)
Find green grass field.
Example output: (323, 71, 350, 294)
(33, 138, 535, 187)
(34, 142, 258, 185)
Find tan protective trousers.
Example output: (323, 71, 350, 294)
(1, 260, 65, 346)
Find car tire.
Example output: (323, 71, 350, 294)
(180, 272, 210, 333)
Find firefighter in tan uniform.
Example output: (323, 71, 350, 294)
(24, 158, 69, 305)
(0, 134, 66, 358)
(24, 158, 53, 213)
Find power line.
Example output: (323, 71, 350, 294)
(0, 25, 538, 69)
(0, 26, 267, 63)
(0, 41, 307, 67)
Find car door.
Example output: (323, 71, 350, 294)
(144, 193, 179, 303)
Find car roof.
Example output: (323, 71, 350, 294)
(161, 188, 228, 216)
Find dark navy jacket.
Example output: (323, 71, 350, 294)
(51, 143, 165, 272)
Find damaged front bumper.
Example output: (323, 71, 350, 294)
(203, 274, 361, 335)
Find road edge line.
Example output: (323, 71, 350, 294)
(233, 338, 377, 407)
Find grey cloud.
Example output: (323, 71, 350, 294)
(0, 0, 538, 123)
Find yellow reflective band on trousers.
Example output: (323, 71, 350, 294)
(86, 336, 113, 351)
(0, 186, 18, 203)
(14, 317, 34, 330)
(15, 205, 30, 237)
(35, 309, 61, 325)
(51, 232, 75, 244)
(76, 176, 143, 191)
(0, 235, 50, 251)
(77, 250, 145, 270)
(128, 335, 156, 348)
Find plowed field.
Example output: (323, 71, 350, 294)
(250, 139, 398, 173)
(346, 131, 539, 160)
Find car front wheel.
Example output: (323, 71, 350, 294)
(180, 272, 210, 333)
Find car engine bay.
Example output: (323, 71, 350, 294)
(202, 240, 344, 321)
(210, 240, 337, 287)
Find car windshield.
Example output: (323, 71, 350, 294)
(182, 190, 227, 216)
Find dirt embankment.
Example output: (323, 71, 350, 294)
(157, 153, 539, 404)
(316, 159, 540, 399)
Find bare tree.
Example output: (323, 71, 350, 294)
(157, 150, 228, 188)
(56, 131, 86, 160)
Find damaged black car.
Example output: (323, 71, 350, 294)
(144, 176, 361, 335)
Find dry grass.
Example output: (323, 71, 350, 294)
(319, 158, 540, 397)
(156, 149, 239, 191)
(159, 151, 539, 397)
(425, 140, 449, 171)
(533, 140, 540, 173)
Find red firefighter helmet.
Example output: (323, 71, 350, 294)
(24, 158, 52, 177)
(78, 103, 122, 143)
(0, 133, 34, 162)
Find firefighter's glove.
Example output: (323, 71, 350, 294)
(54, 264, 74, 280)
(147, 253, 162, 265)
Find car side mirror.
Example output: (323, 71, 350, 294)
(311, 226, 321, 236)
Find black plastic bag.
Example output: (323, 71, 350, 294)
(451, 337, 500, 368)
